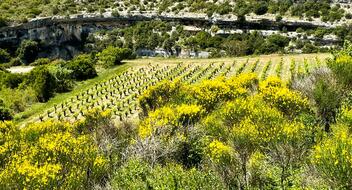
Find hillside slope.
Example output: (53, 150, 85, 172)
(0, 0, 350, 25)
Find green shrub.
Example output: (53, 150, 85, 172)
(8, 57, 23, 67)
(16, 40, 39, 64)
(24, 66, 57, 102)
(30, 58, 51, 66)
(48, 63, 74, 93)
(97, 46, 134, 68)
(112, 159, 225, 190)
(0, 17, 8, 27)
(0, 88, 37, 113)
(0, 49, 10, 64)
(254, 1, 269, 15)
(0, 71, 23, 89)
(328, 55, 352, 89)
(312, 125, 352, 189)
(65, 54, 97, 80)
(0, 106, 12, 121)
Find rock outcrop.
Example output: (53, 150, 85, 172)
(0, 13, 341, 59)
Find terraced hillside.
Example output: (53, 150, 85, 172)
(25, 54, 330, 124)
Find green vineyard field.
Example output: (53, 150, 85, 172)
(28, 54, 328, 124)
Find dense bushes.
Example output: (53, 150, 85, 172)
(0, 110, 112, 189)
(328, 54, 352, 89)
(23, 66, 57, 102)
(0, 0, 346, 24)
(0, 105, 12, 121)
(2, 57, 352, 189)
(136, 74, 323, 189)
(312, 125, 352, 189)
(96, 46, 134, 68)
(17, 40, 39, 64)
(65, 54, 97, 80)
(89, 21, 301, 58)
(0, 49, 10, 64)
(112, 159, 225, 189)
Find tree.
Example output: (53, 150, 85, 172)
(254, 1, 268, 15)
(163, 38, 175, 55)
(17, 40, 39, 64)
(194, 31, 212, 50)
(26, 66, 57, 102)
(65, 54, 97, 80)
(48, 63, 74, 93)
(97, 46, 134, 68)
(0, 49, 10, 64)
(222, 40, 248, 57)
(293, 68, 343, 132)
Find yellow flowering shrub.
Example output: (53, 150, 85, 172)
(139, 104, 204, 138)
(0, 110, 112, 189)
(222, 97, 284, 136)
(247, 151, 276, 188)
(328, 55, 352, 88)
(259, 76, 286, 89)
(227, 73, 259, 90)
(311, 125, 352, 189)
(139, 79, 185, 115)
(192, 74, 258, 111)
(176, 104, 205, 125)
(338, 105, 352, 127)
(259, 77, 310, 118)
(0, 121, 20, 168)
(192, 78, 232, 110)
(78, 108, 113, 133)
(207, 140, 233, 164)
(232, 118, 260, 153)
(139, 106, 176, 138)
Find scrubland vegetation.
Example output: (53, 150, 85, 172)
(1, 41, 352, 189)
(2, 1, 352, 189)
(0, 0, 348, 24)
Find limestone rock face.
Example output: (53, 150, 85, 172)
(0, 14, 341, 59)
(0, 23, 87, 59)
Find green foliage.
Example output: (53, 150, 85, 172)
(0, 49, 10, 64)
(17, 40, 39, 64)
(24, 66, 57, 102)
(328, 54, 352, 89)
(313, 79, 342, 130)
(0, 70, 23, 89)
(0, 17, 8, 27)
(312, 125, 352, 189)
(65, 54, 97, 81)
(0, 88, 37, 113)
(0, 106, 12, 121)
(97, 46, 133, 68)
(48, 63, 74, 93)
(112, 159, 225, 190)
(30, 58, 51, 66)
(0, 110, 112, 189)
(8, 57, 23, 67)
(254, 1, 269, 15)
(139, 79, 185, 115)
(257, 34, 290, 54)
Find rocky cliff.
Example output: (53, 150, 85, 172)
(0, 14, 341, 59)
